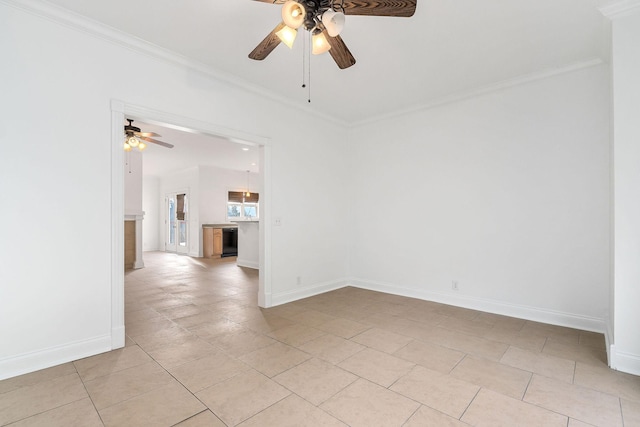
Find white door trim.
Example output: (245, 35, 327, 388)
(110, 105, 126, 349)
(110, 100, 273, 350)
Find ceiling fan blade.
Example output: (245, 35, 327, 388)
(249, 22, 286, 61)
(134, 131, 161, 138)
(140, 136, 174, 149)
(341, 0, 417, 17)
(324, 31, 356, 69)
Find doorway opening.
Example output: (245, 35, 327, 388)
(111, 100, 272, 350)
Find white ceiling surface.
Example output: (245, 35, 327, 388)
(46, 0, 611, 123)
(133, 120, 260, 177)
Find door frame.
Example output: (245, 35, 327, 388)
(165, 193, 177, 253)
(164, 190, 189, 254)
(110, 100, 273, 350)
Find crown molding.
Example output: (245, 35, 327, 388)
(1, 0, 349, 128)
(350, 58, 605, 129)
(599, 0, 640, 18)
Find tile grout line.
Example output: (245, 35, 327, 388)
(458, 386, 482, 422)
(72, 364, 107, 427)
(1, 373, 99, 427)
(401, 404, 422, 426)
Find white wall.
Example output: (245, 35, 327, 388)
(124, 151, 143, 214)
(0, 2, 349, 379)
(348, 64, 611, 332)
(199, 166, 259, 226)
(142, 175, 160, 251)
(610, 8, 640, 375)
(237, 222, 260, 269)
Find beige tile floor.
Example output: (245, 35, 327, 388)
(2, 251, 640, 426)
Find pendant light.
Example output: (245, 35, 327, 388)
(245, 170, 251, 198)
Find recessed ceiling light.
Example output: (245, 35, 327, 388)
(251, 162, 257, 166)
(242, 147, 249, 151)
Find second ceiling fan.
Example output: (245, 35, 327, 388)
(249, 0, 417, 69)
(124, 119, 174, 151)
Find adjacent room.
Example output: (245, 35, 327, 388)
(123, 119, 262, 269)
(1, 0, 639, 425)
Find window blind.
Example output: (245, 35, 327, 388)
(228, 191, 259, 203)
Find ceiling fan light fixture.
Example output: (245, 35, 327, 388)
(322, 10, 345, 37)
(282, 1, 305, 29)
(124, 142, 132, 152)
(138, 141, 147, 151)
(312, 31, 331, 55)
(276, 25, 298, 49)
(126, 134, 140, 148)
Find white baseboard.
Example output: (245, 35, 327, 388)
(111, 326, 125, 349)
(0, 334, 113, 381)
(347, 278, 607, 333)
(271, 279, 349, 307)
(237, 258, 259, 269)
(605, 317, 614, 369)
(259, 292, 272, 308)
(609, 345, 640, 376)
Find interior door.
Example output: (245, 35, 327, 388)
(176, 193, 188, 254)
(165, 194, 177, 252)
(165, 192, 188, 253)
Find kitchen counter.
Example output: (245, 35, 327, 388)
(235, 221, 259, 269)
(202, 223, 238, 229)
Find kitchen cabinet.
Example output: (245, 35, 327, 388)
(124, 220, 136, 268)
(213, 228, 222, 256)
(203, 225, 228, 258)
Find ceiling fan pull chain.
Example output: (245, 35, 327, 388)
(308, 31, 312, 103)
(302, 28, 307, 89)
(308, 50, 312, 103)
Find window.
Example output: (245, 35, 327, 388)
(227, 203, 242, 218)
(227, 191, 259, 220)
(176, 193, 187, 220)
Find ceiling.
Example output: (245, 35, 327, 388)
(43, 0, 611, 124)
(131, 120, 260, 176)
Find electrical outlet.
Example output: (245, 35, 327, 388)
(452, 281, 459, 291)
(296, 276, 302, 286)
(274, 218, 282, 227)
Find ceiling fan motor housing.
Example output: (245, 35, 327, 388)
(125, 119, 141, 134)
(303, 0, 320, 30)
(300, 0, 338, 31)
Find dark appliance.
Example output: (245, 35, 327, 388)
(222, 227, 238, 257)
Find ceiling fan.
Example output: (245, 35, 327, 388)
(249, 0, 417, 69)
(124, 119, 174, 151)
